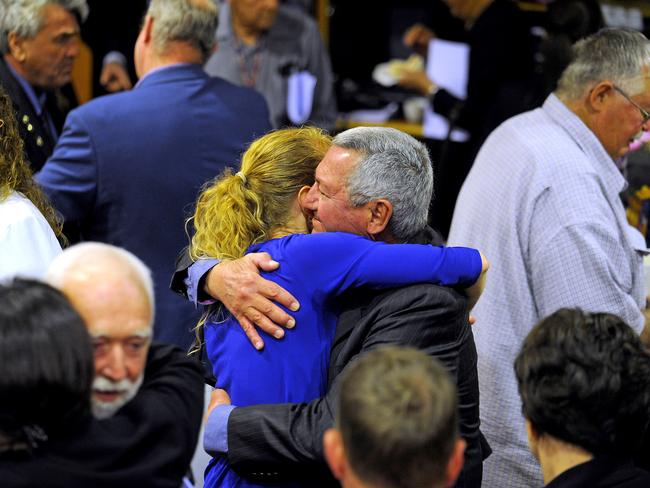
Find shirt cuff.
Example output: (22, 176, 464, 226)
(204, 404, 236, 455)
(185, 258, 220, 305)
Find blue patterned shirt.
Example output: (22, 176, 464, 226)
(448, 94, 648, 488)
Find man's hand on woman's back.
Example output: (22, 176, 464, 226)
(204, 253, 300, 350)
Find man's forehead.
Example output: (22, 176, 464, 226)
(39, 3, 80, 32)
(90, 328, 152, 341)
(316, 146, 361, 182)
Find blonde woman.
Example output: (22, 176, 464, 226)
(0, 87, 62, 280)
(190, 127, 484, 488)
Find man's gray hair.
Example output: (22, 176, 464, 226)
(147, 0, 218, 62)
(333, 127, 433, 242)
(556, 28, 650, 99)
(0, 0, 88, 54)
(45, 242, 155, 320)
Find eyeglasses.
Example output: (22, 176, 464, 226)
(613, 85, 650, 125)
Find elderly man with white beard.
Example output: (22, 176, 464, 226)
(44, 242, 204, 485)
(46, 242, 153, 417)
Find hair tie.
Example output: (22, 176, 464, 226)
(236, 171, 247, 185)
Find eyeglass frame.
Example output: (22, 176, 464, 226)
(613, 85, 650, 125)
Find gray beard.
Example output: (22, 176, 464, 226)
(91, 374, 144, 419)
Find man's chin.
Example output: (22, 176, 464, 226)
(91, 394, 127, 419)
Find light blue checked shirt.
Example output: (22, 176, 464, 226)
(448, 94, 648, 488)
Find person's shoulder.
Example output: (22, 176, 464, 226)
(275, 5, 316, 30)
(68, 89, 137, 122)
(371, 282, 466, 313)
(271, 5, 321, 43)
(0, 192, 48, 228)
(206, 76, 268, 110)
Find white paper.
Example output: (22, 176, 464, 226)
(423, 38, 470, 141)
(287, 71, 316, 125)
(341, 103, 399, 124)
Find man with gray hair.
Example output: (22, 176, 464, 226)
(0, 0, 87, 170)
(36, 0, 271, 349)
(448, 28, 650, 487)
(45, 242, 204, 486)
(173, 126, 488, 487)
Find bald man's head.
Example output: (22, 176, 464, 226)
(46, 243, 154, 419)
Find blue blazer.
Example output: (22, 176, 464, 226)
(36, 63, 271, 348)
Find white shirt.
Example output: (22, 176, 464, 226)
(0, 191, 62, 281)
(449, 94, 647, 488)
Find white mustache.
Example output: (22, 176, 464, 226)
(92, 376, 137, 393)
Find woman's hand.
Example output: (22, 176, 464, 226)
(205, 388, 232, 424)
(465, 252, 489, 311)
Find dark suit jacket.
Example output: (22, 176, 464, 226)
(226, 283, 486, 487)
(36, 63, 271, 349)
(0, 343, 204, 488)
(0, 57, 76, 172)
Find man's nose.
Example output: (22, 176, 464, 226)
(101, 345, 128, 382)
(67, 37, 81, 58)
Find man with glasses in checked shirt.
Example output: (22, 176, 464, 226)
(448, 27, 650, 488)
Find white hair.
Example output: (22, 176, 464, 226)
(146, 0, 218, 61)
(45, 242, 155, 319)
(557, 28, 650, 99)
(333, 127, 434, 242)
(0, 0, 89, 54)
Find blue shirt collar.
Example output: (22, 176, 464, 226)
(134, 62, 197, 88)
(5, 61, 46, 117)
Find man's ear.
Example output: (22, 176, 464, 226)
(298, 185, 311, 208)
(366, 199, 392, 237)
(7, 32, 26, 62)
(445, 438, 466, 487)
(323, 428, 347, 481)
(588, 80, 614, 113)
(142, 15, 154, 45)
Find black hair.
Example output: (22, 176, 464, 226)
(0, 279, 94, 448)
(515, 308, 650, 456)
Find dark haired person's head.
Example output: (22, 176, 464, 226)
(0, 279, 94, 450)
(324, 346, 465, 488)
(515, 308, 650, 480)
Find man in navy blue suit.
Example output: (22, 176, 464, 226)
(36, 0, 272, 349)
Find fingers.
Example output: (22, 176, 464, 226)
(205, 388, 232, 422)
(403, 24, 435, 54)
(247, 252, 280, 271)
(243, 253, 300, 311)
(238, 315, 265, 350)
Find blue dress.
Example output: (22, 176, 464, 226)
(204, 232, 481, 487)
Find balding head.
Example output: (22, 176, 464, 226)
(46, 243, 154, 419)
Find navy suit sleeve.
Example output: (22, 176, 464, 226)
(35, 109, 98, 223)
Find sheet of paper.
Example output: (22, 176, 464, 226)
(341, 102, 399, 123)
(423, 38, 470, 141)
(287, 71, 316, 125)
